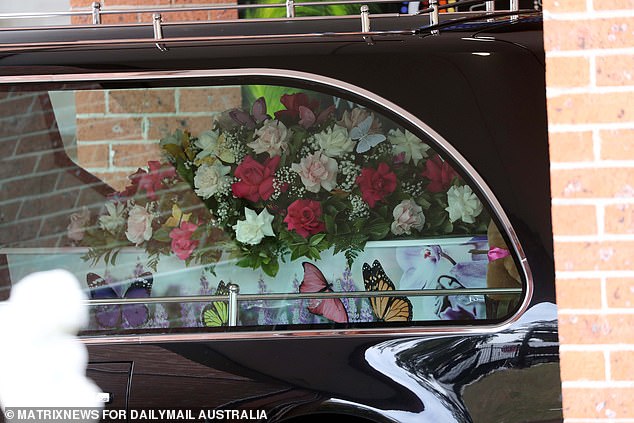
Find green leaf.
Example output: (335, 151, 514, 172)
(309, 233, 327, 246)
(153, 227, 171, 243)
(261, 259, 279, 277)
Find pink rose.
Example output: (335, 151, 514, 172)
(125, 205, 154, 245)
(291, 151, 338, 193)
(138, 161, 176, 200)
(421, 155, 458, 193)
(391, 199, 425, 235)
(231, 155, 280, 202)
(247, 120, 289, 157)
(169, 221, 199, 260)
(284, 200, 325, 238)
(356, 163, 397, 208)
(67, 207, 91, 242)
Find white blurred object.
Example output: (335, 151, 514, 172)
(0, 269, 103, 413)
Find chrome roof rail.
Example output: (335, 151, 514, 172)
(0, 0, 541, 53)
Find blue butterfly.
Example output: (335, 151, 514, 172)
(351, 115, 386, 153)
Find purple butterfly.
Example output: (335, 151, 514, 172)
(87, 272, 153, 329)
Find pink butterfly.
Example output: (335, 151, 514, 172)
(300, 263, 349, 323)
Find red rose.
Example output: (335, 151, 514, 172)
(231, 155, 280, 202)
(136, 161, 177, 200)
(284, 199, 326, 238)
(169, 221, 199, 260)
(421, 155, 458, 193)
(356, 163, 397, 208)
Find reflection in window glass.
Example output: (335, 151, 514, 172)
(0, 84, 523, 333)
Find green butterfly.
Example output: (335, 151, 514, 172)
(201, 281, 230, 327)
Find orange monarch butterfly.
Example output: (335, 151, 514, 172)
(362, 260, 413, 322)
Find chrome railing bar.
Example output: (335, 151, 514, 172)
(0, 29, 416, 52)
(84, 287, 522, 306)
(0, 0, 409, 21)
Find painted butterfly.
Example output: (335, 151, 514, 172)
(86, 272, 153, 329)
(201, 281, 230, 327)
(351, 115, 386, 153)
(362, 260, 412, 322)
(299, 263, 349, 323)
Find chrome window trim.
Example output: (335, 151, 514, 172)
(0, 68, 533, 343)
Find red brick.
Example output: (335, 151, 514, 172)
(549, 131, 594, 163)
(554, 241, 634, 271)
(596, 55, 634, 86)
(610, 350, 634, 381)
(109, 89, 175, 114)
(560, 350, 605, 381)
(547, 92, 634, 125)
(544, 17, 634, 51)
(551, 204, 597, 235)
(563, 387, 634, 419)
(606, 278, 634, 308)
(75, 91, 106, 114)
(77, 143, 110, 168)
(111, 142, 161, 168)
(76, 117, 143, 141)
(545, 56, 590, 88)
(542, 0, 587, 13)
(550, 168, 634, 199)
(146, 116, 213, 140)
(556, 278, 602, 309)
(600, 129, 634, 160)
(594, 0, 634, 10)
(604, 204, 634, 235)
(177, 87, 241, 113)
(92, 170, 135, 192)
(559, 313, 634, 344)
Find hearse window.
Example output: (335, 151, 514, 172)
(0, 82, 524, 334)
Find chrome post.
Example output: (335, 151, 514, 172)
(91, 2, 101, 25)
(360, 5, 374, 45)
(286, 0, 296, 18)
(227, 283, 239, 327)
(429, 0, 439, 35)
(510, 0, 518, 21)
(485, 0, 494, 22)
(152, 13, 168, 52)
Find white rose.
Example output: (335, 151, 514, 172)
(233, 208, 275, 245)
(388, 128, 430, 165)
(194, 162, 231, 199)
(195, 130, 221, 161)
(291, 151, 338, 193)
(125, 204, 154, 245)
(445, 185, 483, 224)
(247, 120, 289, 157)
(98, 201, 126, 234)
(315, 125, 355, 158)
(391, 199, 425, 235)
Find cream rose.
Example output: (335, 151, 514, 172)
(247, 120, 289, 157)
(98, 201, 125, 234)
(388, 128, 430, 165)
(194, 162, 231, 199)
(291, 151, 338, 193)
(445, 185, 483, 224)
(233, 208, 275, 245)
(391, 199, 425, 235)
(125, 204, 154, 245)
(315, 125, 355, 158)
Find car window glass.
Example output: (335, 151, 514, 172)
(0, 82, 524, 334)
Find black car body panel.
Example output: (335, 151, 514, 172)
(0, 6, 560, 422)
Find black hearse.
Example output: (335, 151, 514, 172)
(0, 1, 561, 421)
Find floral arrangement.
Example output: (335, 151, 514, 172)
(69, 92, 489, 277)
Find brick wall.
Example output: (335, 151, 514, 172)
(543, 0, 634, 420)
(75, 86, 241, 191)
(69, 0, 237, 24)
